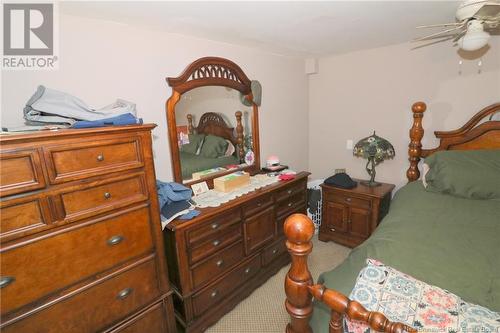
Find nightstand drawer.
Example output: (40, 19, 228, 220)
(327, 192, 371, 210)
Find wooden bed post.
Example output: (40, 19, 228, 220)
(406, 102, 426, 182)
(187, 114, 194, 134)
(284, 214, 315, 333)
(235, 111, 245, 162)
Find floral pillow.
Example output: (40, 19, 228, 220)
(346, 259, 500, 333)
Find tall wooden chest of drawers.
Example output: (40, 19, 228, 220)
(163, 172, 310, 332)
(0, 125, 176, 332)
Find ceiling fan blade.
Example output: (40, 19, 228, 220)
(453, 30, 467, 42)
(473, 3, 500, 20)
(416, 22, 465, 29)
(411, 35, 457, 50)
(413, 25, 465, 42)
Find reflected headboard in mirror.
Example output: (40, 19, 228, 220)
(166, 57, 261, 186)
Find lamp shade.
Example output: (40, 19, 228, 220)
(458, 30, 490, 51)
(353, 132, 395, 164)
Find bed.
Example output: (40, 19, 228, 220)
(284, 102, 500, 333)
(179, 112, 244, 180)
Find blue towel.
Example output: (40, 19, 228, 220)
(72, 113, 142, 128)
(156, 180, 192, 208)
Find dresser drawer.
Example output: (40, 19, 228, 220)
(0, 149, 46, 197)
(43, 137, 144, 184)
(1, 258, 160, 333)
(0, 194, 50, 242)
(274, 180, 305, 202)
(59, 173, 148, 222)
(110, 301, 167, 333)
(192, 254, 260, 317)
(262, 237, 287, 266)
(326, 191, 371, 210)
(189, 224, 242, 264)
(187, 208, 241, 246)
(0, 206, 153, 314)
(241, 193, 273, 217)
(276, 192, 306, 217)
(277, 204, 306, 236)
(191, 241, 244, 289)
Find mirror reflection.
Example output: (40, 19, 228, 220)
(175, 86, 254, 182)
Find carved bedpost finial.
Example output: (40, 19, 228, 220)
(187, 114, 194, 134)
(235, 111, 245, 162)
(406, 102, 426, 183)
(284, 214, 315, 333)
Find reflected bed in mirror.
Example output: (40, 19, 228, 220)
(175, 86, 253, 182)
(166, 57, 261, 187)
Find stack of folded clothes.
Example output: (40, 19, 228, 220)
(156, 180, 200, 229)
(2, 85, 142, 132)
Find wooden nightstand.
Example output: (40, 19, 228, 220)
(319, 180, 395, 248)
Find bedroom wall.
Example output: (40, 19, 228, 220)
(1, 13, 309, 181)
(308, 39, 500, 188)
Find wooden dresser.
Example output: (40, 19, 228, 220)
(0, 125, 176, 332)
(163, 172, 310, 332)
(319, 180, 394, 248)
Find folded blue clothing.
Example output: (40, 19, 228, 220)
(72, 113, 142, 128)
(179, 209, 200, 220)
(156, 180, 192, 208)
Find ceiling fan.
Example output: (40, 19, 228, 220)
(414, 0, 500, 51)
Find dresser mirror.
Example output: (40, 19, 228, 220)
(166, 57, 261, 186)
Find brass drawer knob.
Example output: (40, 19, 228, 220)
(104, 192, 111, 199)
(210, 290, 218, 298)
(107, 235, 124, 246)
(212, 240, 220, 247)
(216, 259, 224, 267)
(287, 189, 292, 194)
(345, 197, 352, 202)
(211, 223, 219, 230)
(330, 228, 336, 232)
(0, 276, 15, 289)
(97, 154, 104, 162)
(257, 202, 262, 207)
(287, 202, 292, 207)
(117, 287, 133, 300)
(272, 249, 278, 255)
(244, 267, 251, 274)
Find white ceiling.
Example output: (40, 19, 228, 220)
(61, 1, 462, 57)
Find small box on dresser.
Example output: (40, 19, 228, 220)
(319, 180, 395, 248)
(0, 125, 176, 333)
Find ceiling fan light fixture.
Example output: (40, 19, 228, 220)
(458, 29, 491, 51)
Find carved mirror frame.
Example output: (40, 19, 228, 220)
(166, 56, 261, 186)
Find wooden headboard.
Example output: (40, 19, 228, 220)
(186, 111, 245, 158)
(407, 102, 500, 182)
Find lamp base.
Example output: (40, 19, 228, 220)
(360, 180, 382, 187)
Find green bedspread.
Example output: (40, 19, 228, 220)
(311, 181, 500, 332)
(180, 151, 239, 179)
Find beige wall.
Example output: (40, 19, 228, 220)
(1, 14, 309, 181)
(309, 39, 500, 188)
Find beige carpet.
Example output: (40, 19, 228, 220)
(206, 236, 351, 333)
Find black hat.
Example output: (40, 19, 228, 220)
(324, 173, 357, 189)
